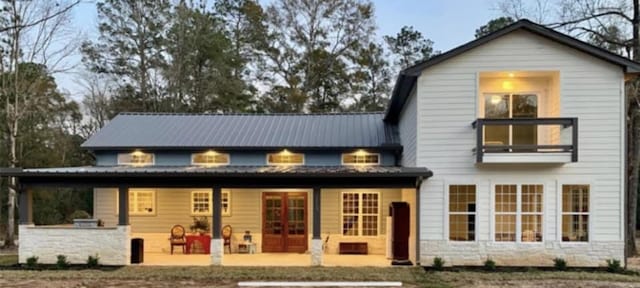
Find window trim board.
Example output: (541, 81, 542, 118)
(445, 183, 479, 243)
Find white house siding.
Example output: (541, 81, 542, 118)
(399, 88, 418, 166)
(414, 30, 624, 266)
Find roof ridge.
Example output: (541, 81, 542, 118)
(117, 111, 386, 116)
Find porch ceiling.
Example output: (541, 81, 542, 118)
(0, 165, 432, 188)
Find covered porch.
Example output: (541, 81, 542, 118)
(3, 165, 431, 266)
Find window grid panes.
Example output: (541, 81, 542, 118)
(192, 153, 230, 165)
(562, 185, 589, 242)
(495, 185, 517, 242)
(342, 153, 380, 165)
(449, 185, 476, 241)
(267, 153, 304, 165)
(118, 152, 154, 165)
(521, 185, 543, 242)
(191, 191, 211, 215)
(342, 192, 379, 236)
(129, 190, 155, 215)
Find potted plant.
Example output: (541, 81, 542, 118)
(189, 217, 210, 235)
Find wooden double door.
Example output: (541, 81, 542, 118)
(262, 192, 308, 253)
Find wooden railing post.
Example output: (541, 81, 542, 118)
(572, 118, 579, 162)
(476, 119, 484, 163)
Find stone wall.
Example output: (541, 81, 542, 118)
(19, 224, 130, 266)
(420, 240, 624, 267)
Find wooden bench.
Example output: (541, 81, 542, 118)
(339, 242, 368, 255)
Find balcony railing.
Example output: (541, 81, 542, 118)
(471, 118, 578, 163)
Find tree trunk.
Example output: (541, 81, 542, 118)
(626, 0, 640, 261)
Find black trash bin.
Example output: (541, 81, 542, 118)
(131, 238, 144, 264)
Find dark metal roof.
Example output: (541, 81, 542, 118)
(0, 165, 431, 178)
(0, 166, 432, 189)
(82, 112, 400, 150)
(384, 19, 640, 123)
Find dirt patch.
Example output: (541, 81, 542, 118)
(472, 280, 640, 288)
(0, 279, 236, 288)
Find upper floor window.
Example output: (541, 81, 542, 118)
(192, 151, 230, 166)
(484, 93, 538, 146)
(342, 150, 380, 165)
(118, 151, 154, 166)
(267, 150, 304, 165)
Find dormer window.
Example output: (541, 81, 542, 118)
(118, 151, 154, 166)
(267, 150, 304, 165)
(342, 150, 380, 165)
(192, 151, 230, 166)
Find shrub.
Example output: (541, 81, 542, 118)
(606, 259, 623, 273)
(484, 258, 496, 271)
(433, 257, 445, 270)
(69, 210, 91, 220)
(553, 257, 567, 271)
(25, 256, 38, 269)
(87, 255, 99, 268)
(56, 255, 70, 269)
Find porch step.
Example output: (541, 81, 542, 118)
(237, 281, 402, 287)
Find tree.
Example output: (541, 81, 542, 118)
(475, 17, 515, 38)
(259, 0, 376, 112)
(383, 26, 434, 69)
(164, 0, 255, 113)
(497, 0, 640, 258)
(0, 0, 81, 247)
(81, 0, 171, 113)
(348, 42, 392, 111)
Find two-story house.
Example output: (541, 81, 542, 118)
(3, 19, 639, 267)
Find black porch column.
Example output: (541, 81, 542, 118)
(312, 187, 321, 239)
(19, 187, 33, 225)
(212, 187, 222, 239)
(118, 186, 129, 225)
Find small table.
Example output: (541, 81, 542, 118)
(186, 234, 211, 254)
(238, 242, 257, 254)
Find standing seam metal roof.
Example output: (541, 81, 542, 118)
(81, 112, 400, 150)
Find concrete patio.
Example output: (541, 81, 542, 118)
(141, 252, 391, 267)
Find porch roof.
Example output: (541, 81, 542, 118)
(0, 165, 432, 188)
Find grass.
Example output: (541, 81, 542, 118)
(0, 254, 639, 287)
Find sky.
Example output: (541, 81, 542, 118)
(59, 0, 502, 101)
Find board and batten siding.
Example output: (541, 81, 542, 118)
(94, 188, 402, 254)
(413, 30, 624, 266)
(398, 87, 418, 167)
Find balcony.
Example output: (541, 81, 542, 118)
(472, 118, 578, 164)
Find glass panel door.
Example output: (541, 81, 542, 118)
(512, 94, 538, 147)
(484, 94, 510, 147)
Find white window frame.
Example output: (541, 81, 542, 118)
(341, 152, 381, 166)
(117, 152, 155, 166)
(481, 92, 540, 146)
(491, 183, 544, 243)
(189, 189, 231, 217)
(446, 184, 477, 242)
(191, 152, 230, 166)
(340, 191, 380, 237)
(559, 183, 591, 243)
(266, 152, 305, 165)
(191, 190, 213, 216)
(129, 189, 156, 216)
